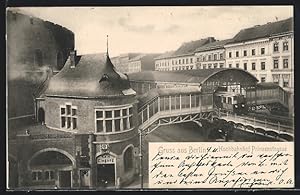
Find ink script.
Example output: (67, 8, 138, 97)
(149, 142, 294, 188)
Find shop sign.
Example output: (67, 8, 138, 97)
(97, 154, 115, 164)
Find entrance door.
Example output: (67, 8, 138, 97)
(59, 171, 71, 188)
(97, 164, 115, 187)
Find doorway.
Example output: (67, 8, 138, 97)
(97, 164, 115, 187)
(59, 171, 71, 188)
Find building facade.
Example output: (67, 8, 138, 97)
(7, 9, 75, 130)
(11, 53, 140, 189)
(224, 18, 293, 92)
(127, 53, 160, 73)
(155, 37, 216, 71)
(194, 39, 231, 69)
(111, 53, 141, 73)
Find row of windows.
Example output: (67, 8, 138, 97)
(60, 104, 135, 133)
(228, 42, 289, 59)
(274, 41, 289, 52)
(95, 107, 134, 133)
(197, 63, 224, 69)
(156, 57, 195, 68)
(32, 170, 54, 181)
(171, 65, 194, 71)
(228, 58, 289, 71)
(196, 53, 224, 62)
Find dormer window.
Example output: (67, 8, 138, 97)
(60, 103, 77, 130)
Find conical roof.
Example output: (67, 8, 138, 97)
(45, 53, 135, 98)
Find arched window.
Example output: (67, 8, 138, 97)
(124, 147, 133, 172)
(34, 49, 43, 66)
(38, 108, 45, 124)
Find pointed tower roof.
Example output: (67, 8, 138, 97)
(44, 52, 135, 98)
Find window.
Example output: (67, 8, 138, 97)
(273, 42, 279, 52)
(219, 63, 224, 68)
(95, 106, 133, 133)
(45, 170, 54, 180)
(244, 63, 247, 70)
(229, 52, 232, 58)
(197, 58, 200, 62)
(214, 54, 217, 60)
(243, 50, 247, 56)
(124, 147, 133, 172)
(272, 74, 280, 85)
(261, 77, 266, 83)
(190, 58, 193, 63)
(261, 62, 265, 70)
(208, 64, 212, 69)
(208, 55, 212, 61)
(203, 64, 207, 69)
(236, 63, 239, 68)
(252, 49, 256, 56)
(179, 59, 181, 64)
(273, 59, 279, 69)
(32, 171, 42, 181)
(261, 48, 265, 55)
(61, 104, 77, 130)
(213, 63, 218, 68)
(236, 51, 239, 57)
(282, 74, 290, 87)
(283, 59, 289, 68)
(229, 64, 232, 68)
(186, 58, 188, 64)
(283, 41, 289, 51)
(220, 53, 223, 60)
(252, 62, 256, 70)
(228, 97, 232, 104)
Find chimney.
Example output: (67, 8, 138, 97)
(70, 50, 77, 68)
(208, 37, 216, 43)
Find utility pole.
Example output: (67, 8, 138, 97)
(138, 129, 143, 189)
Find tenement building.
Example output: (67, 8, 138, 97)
(110, 53, 141, 73)
(194, 39, 231, 69)
(7, 9, 75, 130)
(10, 52, 139, 189)
(224, 17, 293, 92)
(127, 53, 161, 73)
(155, 37, 216, 71)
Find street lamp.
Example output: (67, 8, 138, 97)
(138, 128, 144, 189)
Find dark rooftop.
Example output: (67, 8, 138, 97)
(229, 17, 293, 44)
(45, 53, 135, 98)
(129, 68, 258, 86)
(128, 68, 227, 84)
(195, 39, 232, 52)
(155, 37, 216, 60)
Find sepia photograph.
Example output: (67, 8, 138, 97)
(6, 6, 294, 190)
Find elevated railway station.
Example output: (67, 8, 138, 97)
(8, 53, 294, 189)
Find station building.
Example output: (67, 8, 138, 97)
(10, 52, 140, 189)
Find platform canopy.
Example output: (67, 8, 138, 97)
(128, 68, 258, 92)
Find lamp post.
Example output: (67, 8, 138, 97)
(138, 128, 143, 189)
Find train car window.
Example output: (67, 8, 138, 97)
(228, 97, 232, 104)
(222, 97, 226, 103)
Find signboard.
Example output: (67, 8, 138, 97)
(97, 154, 115, 164)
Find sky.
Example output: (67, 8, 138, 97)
(12, 6, 293, 57)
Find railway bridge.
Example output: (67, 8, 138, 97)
(130, 69, 294, 141)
